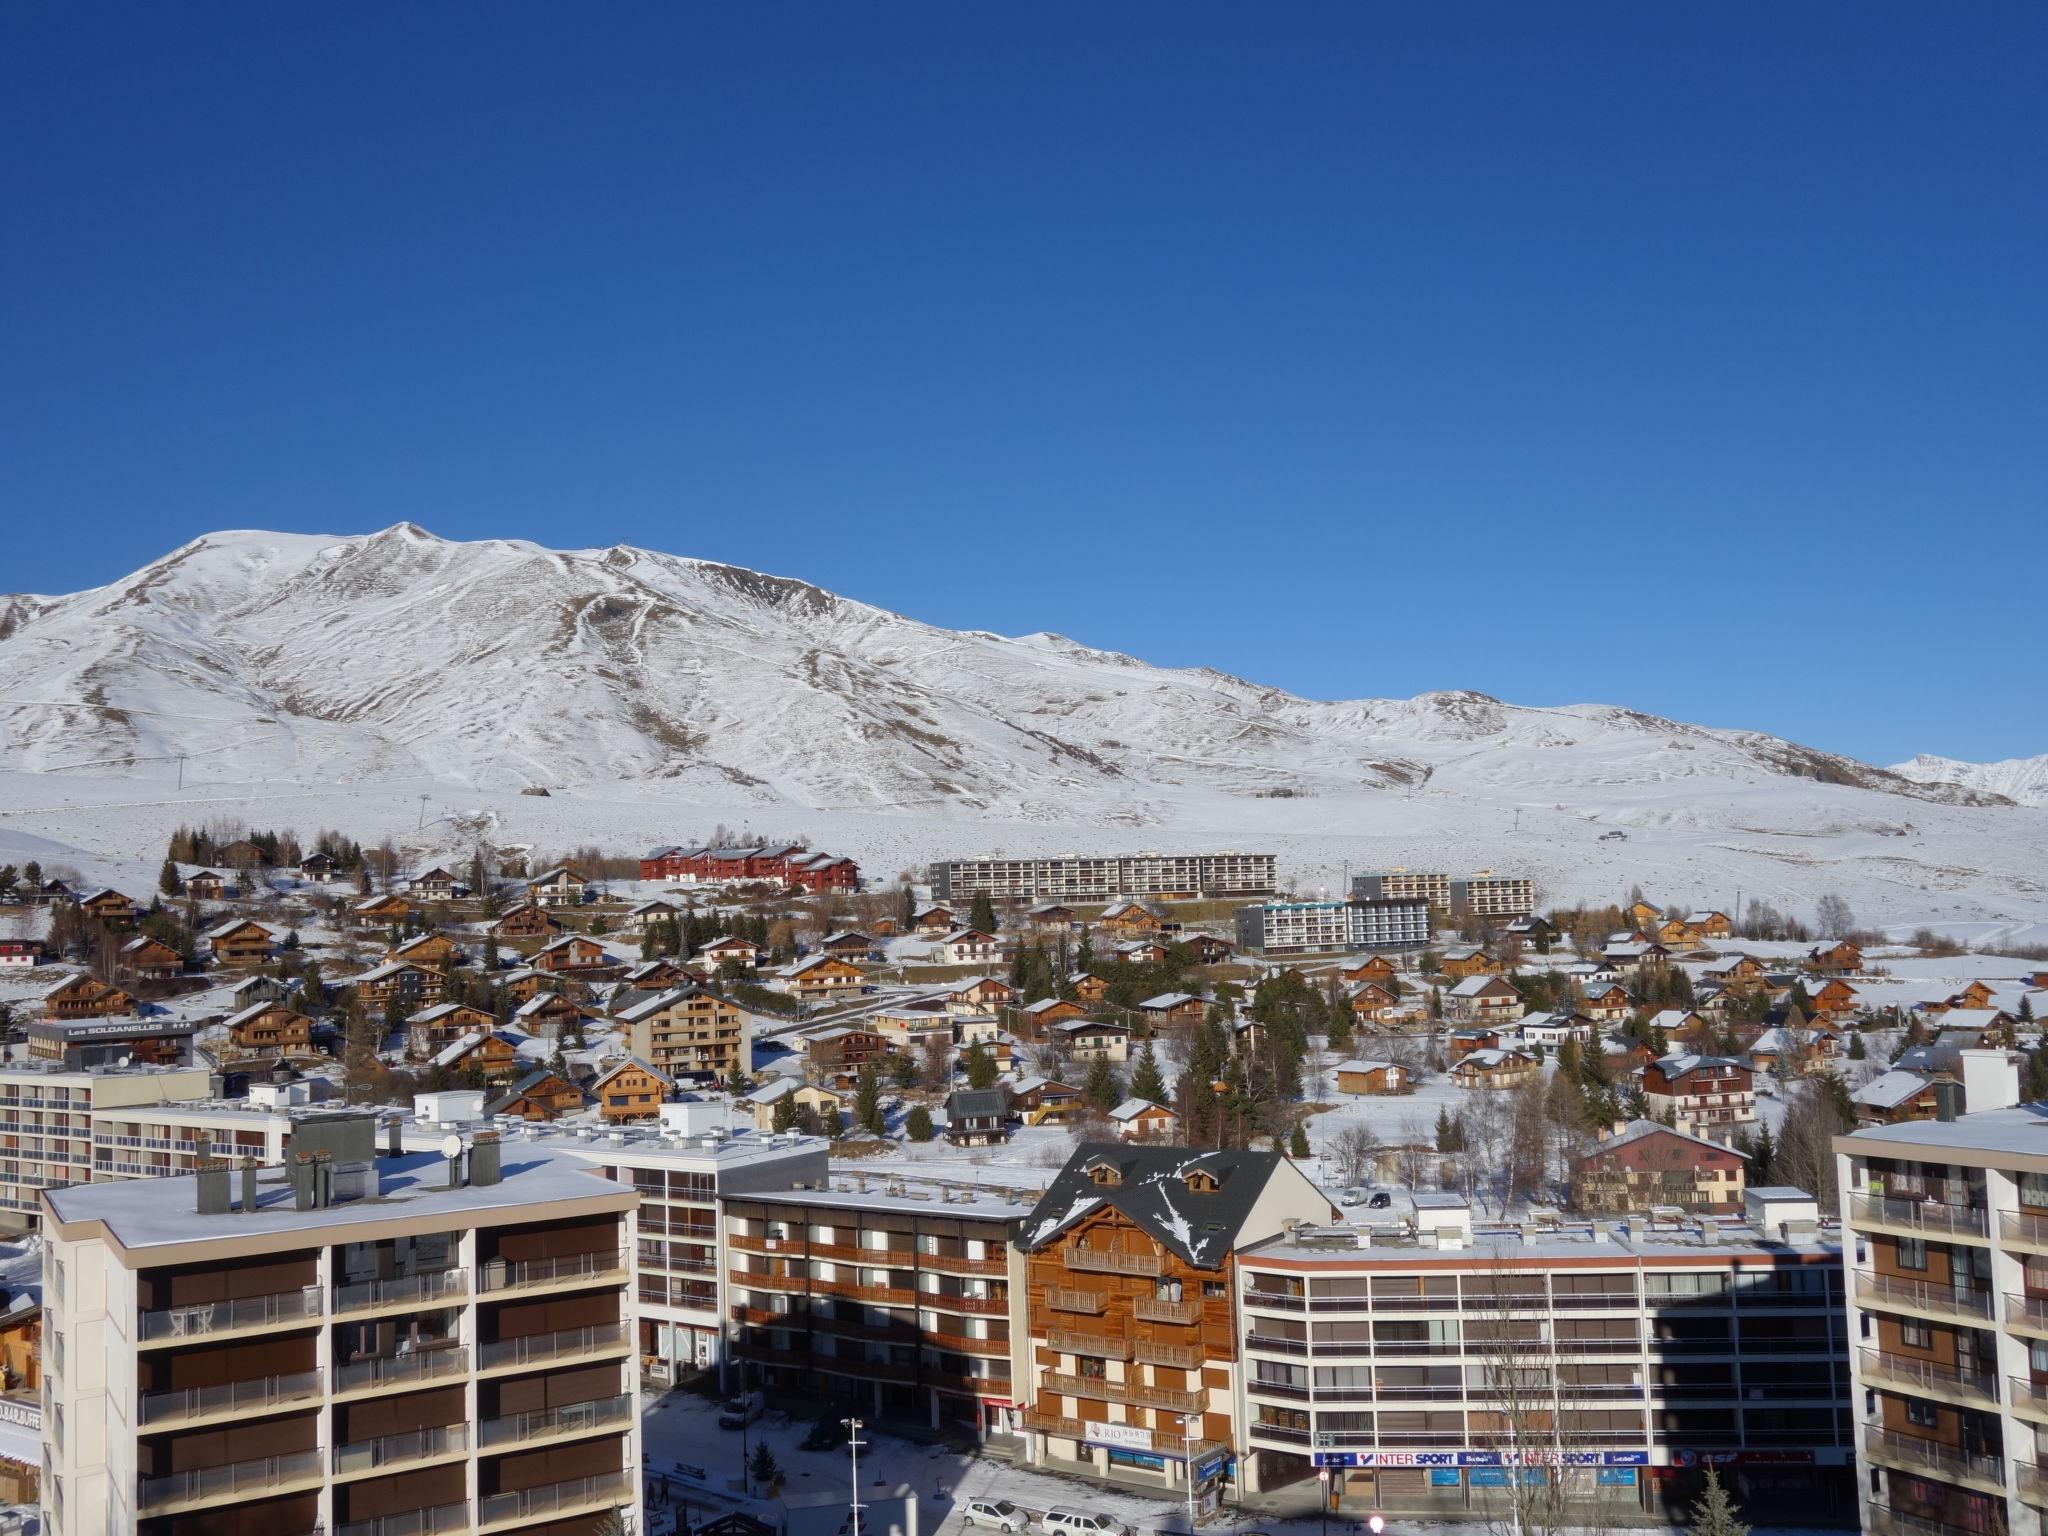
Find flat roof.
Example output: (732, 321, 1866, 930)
(1242, 1219, 1838, 1267)
(1843, 1103, 2048, 1164)
(402, 1120, 828, 1171)
(736, 1181, 1034, 1220)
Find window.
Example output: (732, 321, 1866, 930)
(1896, 1238, 1928, 1271)
(1899, 1320, 1933, 1349)
(1904, 1398, 1939, 1429)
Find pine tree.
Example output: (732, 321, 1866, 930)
(771, 1093, 798, 1133)
(900, 885, 916, 926)
(158, 858, 183, 897)
(1435, 1105, 1455, 1152)
(1847, 1031, 1866, 1060)
(1288, 1122, 1310, 1158)
(1687, 1466, 1750, 1536)
(969, 891, 997, 936)
(906, 1105, 934, 1142)
(964, 1042, 997, 1090)
(1129, 1041, 1167, 1103)
(749, 1441, 781, 1493)
(853, 1064, 886, 1135)
(1326, 1009, 1352, 1053)
(1084, 1053, 1121, 1110)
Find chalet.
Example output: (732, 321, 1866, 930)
(1018, 997, 1090, 1037)
(407, 1002, 496, 1058)
(491, 903, 561, 941)
(788, 852, 860, 893)
(222, 1001, 314, 1057)
(800, 1026, 891, 1078)
(1654, 917, 1700, 948)
(938, 928, 1002, 967)
(350, 892, 412, 929)
(526, 866, 589, 908)
(512, 990, 587, 1040)
(625, 898, 684, 933)
(1922, 980, 1998, 1015)
(532, 934, 610, 974)
(1805, 940, 1864, 975)
(940, 1087, 1010, 1146)
(1340, 955, 1397, 986)
(783, 954, 866, 1001)
(1572, 1119, 1748, 1214)
(1807, 977, 1862, 1018)
(1927, 1008, 2019, 1047)
(1025, 903, 1080, 930)
(78, 889, 138, 926)
(1112, 939, 1172, 966)
(1852, 1069, 1942, 1126)
(741, 1077, 849, 1133)
(1440, 948, 1501, 981)
(201, 918, 274, 967)
(1604, 938, 1672, 968)
(1701, 954, 1770, 993)
(1182, 934, 1234, 965)
(1068, 971, 1109, 1005)
(499, 968, 550, 1004)
(388, 931, 461, 971)
(1333, 1058, 1412, 1096)
(1747, 1025, 1840, 1076)
(1641, 1054, 1754, 1129)
(1015, 1143, 1336, 1487)
(818, 931, 881, 962)
(346, 960, 443, 1011)
(1136, 992, 1205, 1029)
(1577, 981, 1635, 1023)
(1344, 980, 1400, 1024)
(1449, 1047, 1539, 1089)
(0, 940, 44, 971)
(486, 1067, 591, 1121)
(214, 839, 270, 870)
(1518, 1011, 1595, 1047)
(1603, 1036, 1657, 1074)
(228, 973, 289, 1007)
(591, 1057, 673, 1122)
(943, 975, 1017, 1013)
(1446, 974, 1525, 1025)
(182, 869, 228, 902)
(432, 1029, 523, 1081)
(617, 957, 698, 990)
(1099, 900, 1168, 937)
(407, 866, 461, 901)
(697, 935, 760, 971)
(1686, 910, 1734, 941)
(1056, 1017, 1130, 1063)
(118, 936, 186, 982)
(1646, 1009, 1715, 1050)
(871, 916, 901, 938)
(297, 852, 340, 883)
(1626, 900, 1664, 930)
(1505, 915, 1557, 946)
(1448, 1028, 1503, 1058)
(1009, 1076, 1082, 1125)
(1108, 1098, 1179, 1142)
(42, 974, 136, 1024)
(912, 905, 957, 933)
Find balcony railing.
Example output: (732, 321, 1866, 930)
(335, 1423, 467, 1475)
(1862, 1427, 2004, 1490)
(2018, 1461, 2048, 1508)
(1242, 1290, 1307, 1312)
(2012, 1375, 2048, 1418)
(2004, 1208, 2048, 1250)
(138, 1286, 322, 1342)
(138, 1369, 323, 1426)
(1854, 1273, 1992, 1321)
(1243, 1334, 1309, 1356)
(1866, 1504, 1999, 1536)
(1047, 1327, 1130, 1360)
(479, 1320, 630, 1371)
(1048, 1288, 1105, 1315)
(1849, 1192, 1989, 1241)
(1066, 1247, 1166, 1278)
(1858, 1347, 1997, 1403)
(478, 1469, 633, 1528)
(479, 1393, 632, 1449)
(1134, 1338, 1205, 1369)
(332, 1345, 469, 1395)
(336, 1501, 472, 1536)
(332, 1268, 468, 1316)
(1134, 1296, 1203, 1324)
(2008, 1292, 2048, 1332)
(1039, 1370, 1206, 1414)
(479, 1248, 628, 1294)
(138, 1449, 323, 1512)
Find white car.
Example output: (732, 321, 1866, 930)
(1338, 1186, 1369, 1206)
(1044, 1510, 1133, 1536)
(964, 1500, 1029, 1533)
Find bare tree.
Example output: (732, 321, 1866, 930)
(1815, 893, 1856, 939)
(1324, 1123, 1383, 1188)
(1393, 1110, 1435, 1193)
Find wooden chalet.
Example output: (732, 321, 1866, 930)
(532, 934, 610, 974)
(1439, 948, 1501, 980)
(526, 866, 589, 908)
(486, 1067, 591, 1121)
(1182, 934, 1233, 965)
(1068, 972, 1109, 1005)
(297, 852, 340, 883)
(912, 905, 957, 933)
(626, 898, 683, 932)
(78, 888, 139, 926)
(1344, 981, 1400, 1023)
(387, 931, 461, 971)
(1626, 900, 1664, 929)
(591, 1057, 673, 1122)
(1449, 1047, 1539, 1089)
(1018, 997, 1091, 1037)
(118, 936, 186, 982)
(223, 1001, 314, 1057)
(697, 935, 760, 970)
(1108, 1098, 1179, 1142)
(1701, 954, 1771, 993)
(1448, 1028, 1503, 1058)
(407, 866, 460, 901)
(800, 1026, 890, 1076)
(492, 903, 561, 941)
(202, 918, 274, 967)
(431, 1029, 523, 1081)
(1641, 1053, 1755, 1129)
(1852, 1069, 1943, 1126)
(1056, 1018, 1130, 1063)
(407, 1002, 496, 1058)
(512, 990, 587, 1040)
(182, 870, 228, 902)
(1809, 977, 1862, 1019)
(1113, 940, 1172, 966)
(818, 930, 881, 962)
(1136, 992, 1205, 1030)
(617, 957, 699, 990)
(946, 976, 1017, 1013)
(44, 973, 135, 1020)
(1333, 1058, 1411, 1096)
(1340, 955, 1397, 986)
(1577, 981, 1635, 1023)
(346, 960, 443, 1011)
(783, 954, 865, 1000)
(1098, 900, 1168, 937)
(943, 1087, 1011, 1146)
(1009, 1076, 1082, 1125)
(939, 928, 1003, 967)
(350, 892, 412, 929)
(1025, 903, 1080, 930)
(1572, 1119, 1747, 1214)
(1445, 974, 1525, 1025)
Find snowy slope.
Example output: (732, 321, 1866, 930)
(1, 524, 2046, 931)
(1892, 753, 2048, 809)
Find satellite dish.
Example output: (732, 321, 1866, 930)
(439, 1133, 463, 1161)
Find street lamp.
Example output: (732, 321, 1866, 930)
(1318, 1466, 1331, 1536)
(1180, 1412, 1202, 1536)
(843, 1417, 867, 1536)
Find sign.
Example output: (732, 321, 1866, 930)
(1428, 1469, 1462, 1488)
(1598, 1468, 1638, 1487)
(1194, 1451, 1230, 1483)
(1319, 1447, 1648, 1471)
(1673, 1449, 1813, 1468)
(1086, 1423, 1154, 1453)
(1312, 1453, 1363, 1469)
(0, 1400, 39, 1431)
(1107, 1449, 1166, 1472)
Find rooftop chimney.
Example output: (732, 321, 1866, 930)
(290, 1152, 316, 1211)
(1935, 1079, 1965, 1122)
(239, 1157, 259, 1214)
(385, 1113, 403, 1159)
(196, 1156, 230, 1217)
(470, 1132, 502, 1188)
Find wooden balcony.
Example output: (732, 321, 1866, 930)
(1134, 1296, 1203, 1325)
(923, 1290, 1010, 1316)
(1067, 1247, 1165, 1278)
(1133, 1338, 1204, 1369)
(728, 1233, 807, 1256)
(928, 1329, 1009, 1356)
(1049, 1287, 1106, 1315)
(1040, 1370, 1206, 1415)
(920, 1249, 1009, 1277)
(1047, 1327, 1130, 1360)
(733, 1269, 810, 1294)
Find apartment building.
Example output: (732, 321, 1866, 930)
(618, 984, 751, 1084)
(1352, 872, 1453, 909)
(91, 1101, 298, 1181)
(1351, 872, 1535, 920)
(723, 1178, 1031, 1439)
(0, 1066, 214, 1229)
(1018, 1144, 1334, 1505)
(1234, 898, 1431, 956)
(1834, 1050, 2046, 1536)
(930, 852, 1278, 903)
(1237, 1191, 1852, 1523)
(40, 1111, 642, 1536)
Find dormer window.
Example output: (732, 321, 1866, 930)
(1185, 1169, 1219, 1194)
(1088, 1162, 1121, 1187)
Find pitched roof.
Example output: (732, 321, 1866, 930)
(945, 1088, 1010, 1121)
(1018, 1143, 1297, 1269)
(1138, 992, 1201, 1010)
(1589, 1118, 1748, 1159)
(1108, 1098, 1175, 1123)
(1333, 1058, 1399, 1074)
(591, 1055, 675, 1090)
(1449, 975, 1515, 996)
(1853, 1069, 1936, 1109)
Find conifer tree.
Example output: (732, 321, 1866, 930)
(900, 885, 916, 926)
(1687, 1467, 1750, 1536)
(1288, 1122, 1310, 1158)
(853, 1064, 886, 1135)
(158, 858, 183, 897)
(1129, 1041, 1167, 1103)
(906, 1105, 934, 1142)
(969, 891, 997, 936)
(1084, 1053, 1121, 1110)
(772, 1094, 799, 1133)
(1847, 1031, 1866, 1060)
(964, 1041, 997, 1090)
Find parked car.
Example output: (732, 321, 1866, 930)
(1338, 1187, 1368, 1206)
(1046, 1511, 1133, 1536)
(1366, 1191, 1392, 1209)
(965, 1500, 1029, 1533)
(718, 1390, 764, 1429)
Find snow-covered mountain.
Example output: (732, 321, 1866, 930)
(1, 524, 2045, 933)
(1891, 754, 2048, 809)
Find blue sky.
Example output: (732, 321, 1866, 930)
(4, 4, 2042, 765)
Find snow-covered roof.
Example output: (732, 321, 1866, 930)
(1853, 1070, 1935, 1109)
(1139, 992, 1201, 1010)
(1018, 1143, 1299, 1268)
(1108, 1098, 1174, 1123)
(1449, 975, 1513, 996)
(1593, 1118, 1746, 1159)
(1333, 1058, 1399, 1074)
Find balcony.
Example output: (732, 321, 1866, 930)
(1249, 1421, 1313, 1444)
(1858, 1348, 1998, 1407)
(1066, 1247, 1166, 1278)
(479, 1320, 631, 1373)
(334, 1423, 468, 1477)
(333, 1346, 469, 1396)
(735, 1269, 810, 1294)
(1134, 1296, 1203, 1325)
(2003, 1207, 2048, 1253)
(138, 1286, 322, 1344)
(2013, 1375, 2048, 1424)
(2019, 1461, 2048, 1508)
(920, 1249, 1009, 1277)
(1242, 1290, 1307, 1312)
(2008, 1292, 2048, 1338)
(477, 1470, 635, 1531)
(1866, 1505, 2000, 1536)
(1867, 1425, 2007, 1499)
(1243, 1333, 1309, 1356)
(1039, 1370, 1206, 1414)
(337, 1500, 471, 1536)
(480, 1393, 633, 1450)
(1047, 1327, 1130, 1360)
(332, 1268, 468, 1317)
(1848, 1192, 1989, 1243)
(1048, 1288, 1106, 1315)
(1022, 1407, 1086, 1437)
(728, 1232, 807, 1256)
(138, 1448, 324, 1513)
(922, 1289, 1010, 1315)
(479, 1248, 628, 1296)
(1134, 1338, 1205, 1369)
(138, 1369, 324, 1427)
(1853, 1273, 1992, 1324)
(928, 1328, 1009, 1357)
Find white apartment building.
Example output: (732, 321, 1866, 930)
(930, 852, 1278, 903)
(1235, 898, 1431, 956)
(0, 1066, 214, 1229)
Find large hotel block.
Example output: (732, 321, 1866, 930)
(40, 1112, 641, 1536)
(1352, 872, 1535, 920)
(0, 1066, 215, 1228)
(930, 852, 1277, 903)
(1835, 1061, 2048, 1536)
(1233, 898, 1431, 956)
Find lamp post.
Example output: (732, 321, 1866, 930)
(843, 1417, 867, 1536)
(1318, 1467, 1330, 1536)
(1181, 1412, 1202, 1536)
